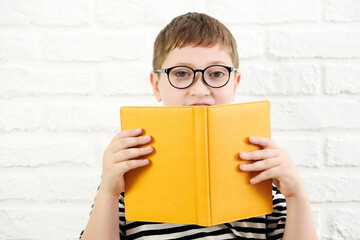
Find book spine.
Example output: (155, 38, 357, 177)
(193, 107, 211, 226)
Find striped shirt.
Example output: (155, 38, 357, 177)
(81, 185, 286, 239)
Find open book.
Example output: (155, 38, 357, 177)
(120, 101, 273, 226)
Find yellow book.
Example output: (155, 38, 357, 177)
(120, 101, 273, 226)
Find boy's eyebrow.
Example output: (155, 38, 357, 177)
(173, 61, 228, 67)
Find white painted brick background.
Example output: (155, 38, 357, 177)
(0, 0, 359, 239)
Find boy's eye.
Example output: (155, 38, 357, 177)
(174, 71, 191, 78)
(210, 71, 225, 78)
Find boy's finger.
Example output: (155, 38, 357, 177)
(239, 149, 278, 160)
(240, 158, 280, 172)
(248, 136, 279, 149)
(111, 128, 143, 143)
(110, 135, 151, 152)
(113, 146, 153, 162)
(250, 166, 281, 184)
(117, 159, 150, 175)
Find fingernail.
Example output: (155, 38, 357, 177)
(249, 136, 256, 142)
(142, 135, 151, 141)
(143, 159, 149, 164)
(145, 146, 152, 151)
(240, 164, 248, 170)
(240, 152, 249, 159)
(250, 178, 256, 184)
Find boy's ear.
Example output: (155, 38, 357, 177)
(150, 71, 162, 102)
(233, 72, 241, 93)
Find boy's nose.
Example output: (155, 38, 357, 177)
(188, 72, 211, 96)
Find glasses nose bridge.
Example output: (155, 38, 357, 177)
(193, 69, 206, 81)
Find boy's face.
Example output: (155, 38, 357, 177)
(150, 44, 241, 106)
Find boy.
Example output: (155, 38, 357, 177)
(80, 12, 318, 239)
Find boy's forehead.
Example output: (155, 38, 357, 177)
(162, 44, 234, 67)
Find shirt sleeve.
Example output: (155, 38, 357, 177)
(119, 191, 126, 239)
(266, 184, 287, 240)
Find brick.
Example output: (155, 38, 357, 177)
(271, 100, 360, 130)
(43, 30, 104, 62)
(326, 136, 360, 167)
(0, 135, 96, 167)
(101, 30, 154, 62)
(302, 173, 360, 202)
(269, 30, 360, 58)
(272, 137, 319, 168)
(46, 102, 120, 132)
(0, 101, 39, 132)
(96, 63, 153, 96)
(228, 29, 266, 58)
(325, 64, 360, 94)
(43, 29, 153, 62)
(208, 0, 317, 24)
(0, 0, 34, 25)
(44, 174, 100, 202)
(0, 31, 41, 64)
(32, 0, 92, 26)
(0, 0, 91, 26)
(0, 209, 89, 239)
(324, 0, 360, 22)
(0, 67, 95, 98)
(45, 97, 160, 132)
(96, 0, 192, 26)
(326, 208, 360, 239)
(0, 175, 40, 201)
(238, 64, 320, 96)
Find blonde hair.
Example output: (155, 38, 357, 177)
(152, 12, 239, 70)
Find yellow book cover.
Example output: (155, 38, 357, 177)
(120, 100, 273, 226)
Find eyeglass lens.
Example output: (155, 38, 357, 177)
(168, 66, 229, 88)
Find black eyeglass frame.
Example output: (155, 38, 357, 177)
(155, 64, 239, 89)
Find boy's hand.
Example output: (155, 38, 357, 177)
(239, 136, 305, 198)
(99, 128, 152, 197)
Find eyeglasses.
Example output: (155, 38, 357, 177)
(155, 65, 238, 89)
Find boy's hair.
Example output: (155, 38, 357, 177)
(152, 12, 239, 71)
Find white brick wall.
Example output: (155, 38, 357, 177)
(0, 0, 359, 239)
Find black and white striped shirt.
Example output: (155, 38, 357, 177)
(81, 185, 286, 240)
